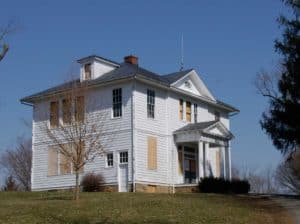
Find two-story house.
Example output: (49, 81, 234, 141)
(21, 54, 239, 193)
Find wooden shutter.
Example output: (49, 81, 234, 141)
(216, 150, 221, 177)
(48, 147, 58, 176)
(62, 98, 71, 124)
(179, 99, 183, 120)
(178, 148, 183, 175)
(75, 96, 85, 122)
(148, 136, 157, 170)
(50, 101, 59, 128)
(186, 101, 191, 122)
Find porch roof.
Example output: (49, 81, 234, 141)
(174, 121, 234, 142)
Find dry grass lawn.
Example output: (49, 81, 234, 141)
(0, 192, 294, 224)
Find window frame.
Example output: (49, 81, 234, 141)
(119, 151, 128, 164)
(147, 89, 155, 118)
(112, 88, 122, 118)
(106, 153, 114, 168)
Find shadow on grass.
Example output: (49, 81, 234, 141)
(45, 214, 175, 224)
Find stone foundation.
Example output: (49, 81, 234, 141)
(175, 185, 199, 193)
(135, 183, 172, 193)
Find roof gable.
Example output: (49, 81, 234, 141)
(170, 70, 216, 101)
(203, 121, 233, 139)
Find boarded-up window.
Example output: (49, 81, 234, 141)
(50, 101, 59, 128)
(48, 147, 58, 176)
(179, 99, 183, 120)
(216, 150, 221, 177)
(62, 98, 72, 124)
(84, 63, 91, 80)
(60, 145, 72, 175)
(178, 146, 183, 175)
(186, 101, 191, 122)
(147, 136, 157, 170)
(75, 96, 85, 122)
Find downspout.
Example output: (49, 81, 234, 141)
(131, 78, 136, 192)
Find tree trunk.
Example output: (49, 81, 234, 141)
(75, 170, 80, 200)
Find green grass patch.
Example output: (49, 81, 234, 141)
(0, 192, 292, 224)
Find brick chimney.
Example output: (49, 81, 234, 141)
(124, 55, 138, 65)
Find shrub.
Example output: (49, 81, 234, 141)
(81, 173, 104, 192)
(230, 179, 250, 194)
(199, 177, 250, 194)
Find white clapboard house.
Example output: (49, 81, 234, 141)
(21, 55, 239, 192)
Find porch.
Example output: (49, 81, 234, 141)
(173, 121, 233, 185)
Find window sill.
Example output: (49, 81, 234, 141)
(105, 166, 114, 169)
(111, 116, 122, 120)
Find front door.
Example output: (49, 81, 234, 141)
(118, 163, 128, 192)
(184, 148, 197, 184)
(118, 151, 129, 192)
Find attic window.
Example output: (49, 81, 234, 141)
(184, 81, 191, 88)
(84, 63, 91, 80)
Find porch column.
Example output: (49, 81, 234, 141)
(204, 142, 209, 177)
(198, 140, 204, 180)
(221, 146, 227, 179)
(226, 145, 232, 180)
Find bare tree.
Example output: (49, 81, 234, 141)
(233, 165, 279, 194)
(44, 80, 111, 200)
(276, 150, 300, 195)
(0, 21, 17, 62)
(0, 137, 32, 191)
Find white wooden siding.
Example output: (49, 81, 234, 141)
(31, 82, 133, 190)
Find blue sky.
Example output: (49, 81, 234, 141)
(0, 1, 289, 171)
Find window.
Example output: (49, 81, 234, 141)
(48, 147, 58, 176)
(60, 152, 71, 175)
(194, 104, 198, 123)
(113, 88, 122, 118)
(119, 151, 128, 164)
(186, 101, 191, 122)
(50, 101, 59, 128)
(84, 63, 91, 80)
(179, 99, 183, 120)
(75, 96, 85, 122)
(106, 153, 113, 167)
(147, 136, 157, 170)
(62, 98, 72, 124)
(147, 89, 155, 118)
(214, 111, 220, 121)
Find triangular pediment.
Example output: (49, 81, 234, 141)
(203, 122, 233, 139)
(171, 70, 216, 101)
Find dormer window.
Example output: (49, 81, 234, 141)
(84, 63, 91, 80)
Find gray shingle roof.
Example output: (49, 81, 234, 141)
(163, 69, 193, 83)
(20, 56, 238, 113)
(20, 63, 192, 103)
